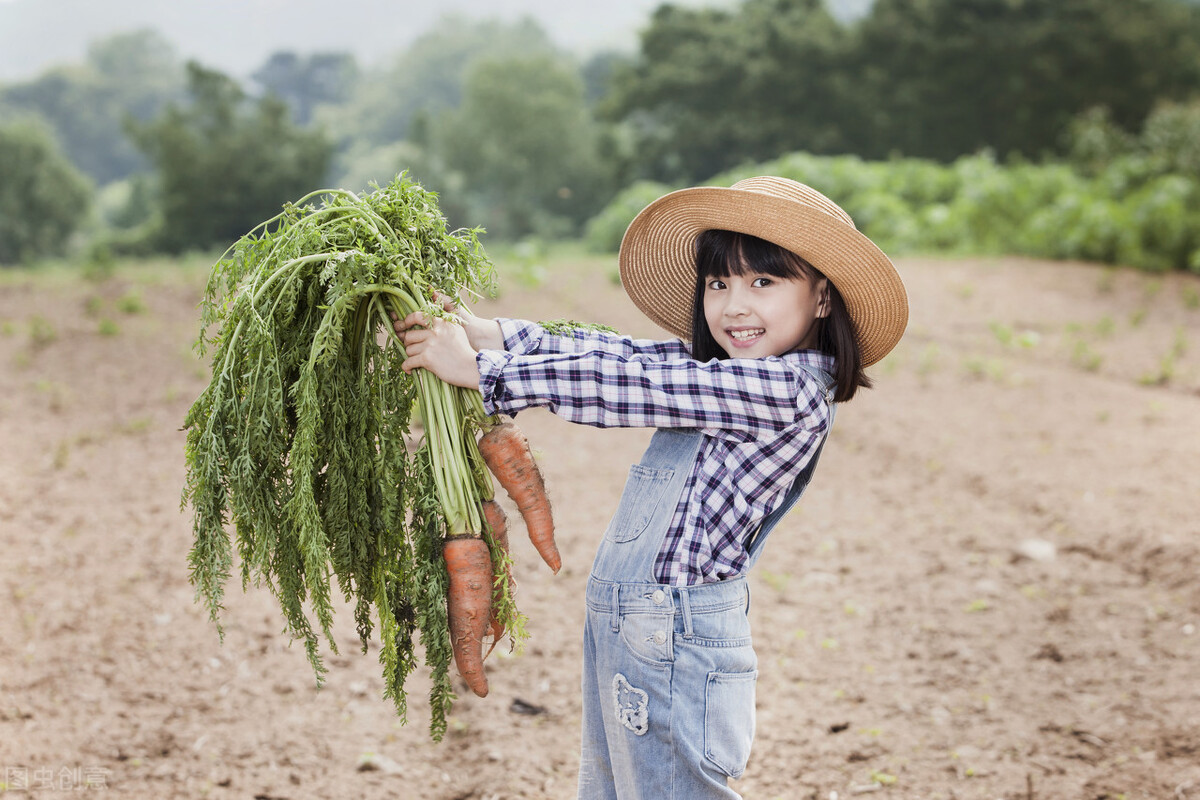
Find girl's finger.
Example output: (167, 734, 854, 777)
(398, 310, 432, 331)
(400, 352, 423, 374)
(433, 291, 458, 312)
(401, 327, 431, 346)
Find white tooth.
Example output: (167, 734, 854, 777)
(731, 329, 763, 340)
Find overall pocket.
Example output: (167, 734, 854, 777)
(604, 464, 674, 543)
(703, 669, 758, 778)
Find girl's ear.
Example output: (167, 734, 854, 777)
(816, 278, 832, 318)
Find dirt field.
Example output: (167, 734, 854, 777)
(2, 253, 1199, 800)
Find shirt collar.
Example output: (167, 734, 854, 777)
(782, 349, 836, 374)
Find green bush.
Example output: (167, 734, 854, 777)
(0, 119, 93, 265)
(1125, 175, 1200, 271)
(584, 145, 1200, 273)
(583, 180, 674, 253)
(129, 62, 331, 253)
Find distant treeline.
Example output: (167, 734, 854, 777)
(589, 101, 1200, 274)
(1, 0, 1199, 266)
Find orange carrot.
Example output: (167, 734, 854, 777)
(478, 420, 560, 573)
(443, 535, 492, 697)
(482, 499, 510, 658)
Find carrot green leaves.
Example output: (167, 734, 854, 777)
(182, 175, 513, 740)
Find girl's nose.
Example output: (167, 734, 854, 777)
(724, 285, 751, 316)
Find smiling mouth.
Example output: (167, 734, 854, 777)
(729, 328, 765, 341)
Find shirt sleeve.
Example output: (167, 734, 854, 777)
(475, 346, 829, 440)
(497, 318, 693, 360)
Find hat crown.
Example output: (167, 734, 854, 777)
(730, 176, 857, 231)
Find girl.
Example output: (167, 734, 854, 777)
(396, 176, 908, 799)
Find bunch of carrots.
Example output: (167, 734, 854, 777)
(451, 420, 559, 697)
(183, 175, 558, 739)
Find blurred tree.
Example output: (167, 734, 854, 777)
(601, 0, 1200, 176)
(0, 119, 92, 265)
(1140, 101, 1200, 179)
(252, 51, 358, 124)
(1062, 106, 1137, 177)
(129, 62, 331, 252)
(0, 29, 184, 184)
(434, 54, 610, 239)
(1065, 99, 1200, 182)
(853, 0, 1200, 160)
(602, 0, 850, 182)
(324, 16, 557, 151)
(580, 51, 631, 106)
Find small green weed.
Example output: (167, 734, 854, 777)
(28, 315, 56, 348)
(117, 415, 154, 436)
(33, 380, 71, 412)
(988, 321, 1014, 346)
(116, 290, 146, 314)
(98, 318, 120, 336)
(1172, 326, 1188, 358)
(1071, 340, 1103, 371)
(962, 356, 1008, 383)
(760, 570, 790, 593)
(988, 322, 1040, 350)
(1139, 354, 1175, 386)
(1183, 285, 1200, 310)
(870, 771, 898, 786)
(917, 344, 941, 377)
(81, 245, 116, 282)
(53, 439, 70, 470)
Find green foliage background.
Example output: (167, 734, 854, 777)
(2, 0, 1200, 270)
(0, 118, 92, 265)
(586, 102, 1200, 273)
(127, 63, 331, 253)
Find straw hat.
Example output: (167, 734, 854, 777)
(618, 176, 908, 367)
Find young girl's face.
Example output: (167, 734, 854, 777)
(702, 270, 829, 359)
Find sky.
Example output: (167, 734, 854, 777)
(0, 0, 872, 82)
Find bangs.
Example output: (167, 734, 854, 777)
(695, 229, 817, 282)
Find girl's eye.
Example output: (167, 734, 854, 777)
(707, 279, 726, 291)
(752, 277, 773, 288)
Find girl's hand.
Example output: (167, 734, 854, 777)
(392, 292, 503, 351)
(397, 311, 482, 389)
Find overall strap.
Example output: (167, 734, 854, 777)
(589, 427, 706, 584)
(743, 365, 837, 568)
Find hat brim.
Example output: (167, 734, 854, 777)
(617, 185, 909, 367)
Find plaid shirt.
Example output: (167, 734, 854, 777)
(476, 318, 835, 586)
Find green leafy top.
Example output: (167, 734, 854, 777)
(537, 318, 620, 336)
(183, 175, 512, 741)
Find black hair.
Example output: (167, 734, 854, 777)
(688, 229, 871, 402)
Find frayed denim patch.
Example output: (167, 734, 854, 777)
(612, 673, 649, 735)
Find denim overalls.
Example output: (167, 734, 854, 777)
(577, 366, 836, 799)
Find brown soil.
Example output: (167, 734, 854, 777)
(2, 255, 1199, 800)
